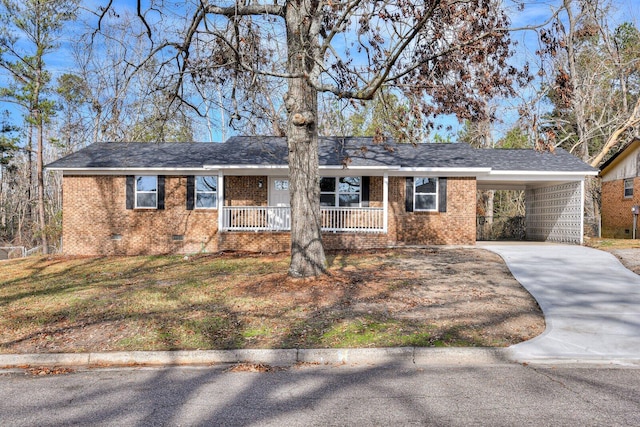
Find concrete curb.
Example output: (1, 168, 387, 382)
(504, 348, 640, 366)
(2, 348, 639, 369)
(0, 348, 510, 369)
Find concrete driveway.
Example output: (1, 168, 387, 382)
(481, 243, 640, 364)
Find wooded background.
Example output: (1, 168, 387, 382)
(1, 0, 638, 254)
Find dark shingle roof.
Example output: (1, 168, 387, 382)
(472, 147, 596, 172)
(46, 136, 596, 173)
(221, 136, 484, 168)
(45, 141, 245, 169)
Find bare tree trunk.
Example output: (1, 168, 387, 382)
(564, 0, 597, 236)
(27, 127, 33, 195)
(480, 190, 495, 238)
(590, 97, 640, 167)
(479, 113, 494, 233)
(0, 166, 4, 233)
(36, 109, 48, 254)
(469, 107, 496, 237)
(25, 123, 33, 245)
(285, 0, 326, 277)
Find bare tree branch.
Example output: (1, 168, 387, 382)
(591, 96, 640, 167)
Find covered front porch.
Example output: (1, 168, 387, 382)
(215, 172, 390, 234)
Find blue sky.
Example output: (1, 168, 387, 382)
(1, 0, 639, 143)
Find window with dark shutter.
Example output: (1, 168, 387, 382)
(195, 176, 218, 208)
(407, 177, 444, 212)
(438, 177, 447, 212)
(186, 176, 195, 210)
(133, 176, 158, 209)
(320, 176, 361, 207)
(361, 176, 370, 207)
(157, 176, 165, 210)
(126, 176, 135, 210)
(414, 177, 438, 211)
(405, 177, 414, 212)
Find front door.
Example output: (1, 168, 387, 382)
(269, 177, 290, 207)
(268, 177, 290, 229)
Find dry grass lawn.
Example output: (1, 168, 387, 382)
(0, 247, 545, 354)
(586, 237, 640, 274)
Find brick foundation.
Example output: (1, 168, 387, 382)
(218, 232, 290, 253)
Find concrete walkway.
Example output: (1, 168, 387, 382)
(482, 243, 640, 364)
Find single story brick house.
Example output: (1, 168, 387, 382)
(46, 136, 597, 255)
(600, 138, 640, 238)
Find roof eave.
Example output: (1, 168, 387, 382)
(599, 138, 640, 177)
(48, 167, 217, 175)
(394, 167, 491, 177)
(481, 170, 598, 181)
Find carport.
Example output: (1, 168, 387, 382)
(475, 148, 598, 245)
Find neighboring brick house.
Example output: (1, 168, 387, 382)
(600, 138, 640, 238)
(47, 136, 597, 255)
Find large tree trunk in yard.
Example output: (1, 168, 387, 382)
(563, 0, 598, 238)
(285, 0, 326, 277)
(34, 65, 48, 255)
(37, 113, 48, 255)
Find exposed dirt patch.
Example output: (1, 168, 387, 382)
(586, 238, 640, 275)
(231, 248, 545, 348)
(606, 249, 640, 275)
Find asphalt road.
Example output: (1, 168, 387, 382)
(1, 362, 639, 426)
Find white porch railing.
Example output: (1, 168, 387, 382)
(222, 206, 291, 231)
(320, 207, 384, 232)
(221, 206, 384, 232)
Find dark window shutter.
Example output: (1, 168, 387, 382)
(157, 176, 165, 210)
(438, 177, 447, 213)
(361, 176, 370, 207)
(186, 176, 195, 210)
(126, 176, 134, 210)
(405, 177, 414, 213)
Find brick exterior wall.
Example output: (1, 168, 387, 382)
(387, 176, 476, 246)
(61, 174, 477, 255)
(602, 178, 639, 238)
(224, 176, 268, 206)
(62, 176, 219, 255)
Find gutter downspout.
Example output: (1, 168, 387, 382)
(383, 173, 389, 234)
(218, 172, 225, 233)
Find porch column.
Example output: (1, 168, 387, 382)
(218, 171, 225, 231)
(580, 179, 585, 245)
(383, 173, 389, 233)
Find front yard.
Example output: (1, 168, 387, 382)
(0, 247, 544, 353)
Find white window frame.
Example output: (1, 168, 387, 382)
(135, 175, 157, 209)
(195, 176, 218, 209)
(414, 177, 438, 212)
(273, 178, 289, 191)
(320, 176, 362, 207)
(624, 178, 634, 198)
